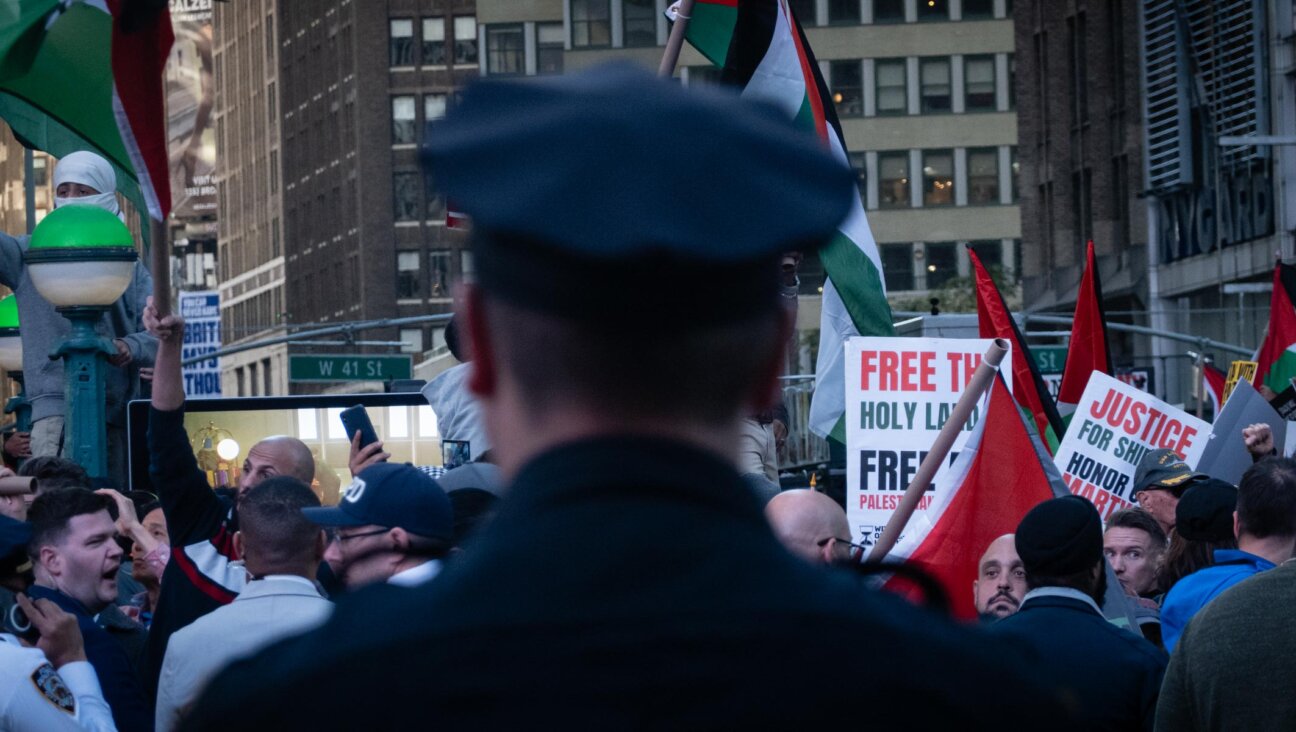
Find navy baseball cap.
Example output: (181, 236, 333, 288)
(302, 463, 453, 541)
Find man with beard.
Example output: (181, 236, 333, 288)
(765, 490, 862, 566)
(990, 496, 1167, 731)
(972, 534, 1025, 620)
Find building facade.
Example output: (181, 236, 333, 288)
(213, 0, 477, 396)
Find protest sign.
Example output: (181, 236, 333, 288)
(179, 290, 222, 397)
(1197, 379, 1286, 485)
(845, 337, 1010, 550)
(1054, 372, 1210, 520)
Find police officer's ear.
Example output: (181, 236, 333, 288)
(747, 307, 796, 413)
(233, 531, 245, 559)
(388, 527, 410, 553)
(461, 285, 497, 399)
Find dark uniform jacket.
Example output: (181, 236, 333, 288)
(990, 590, 1168, 731)
(26, 585, 153, 732)
(185, 438, 1077, 730)
(143, 407, 242, 696)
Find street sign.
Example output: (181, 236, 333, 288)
(289, 354, 412, 383)
(1032, 345, 1068, 374)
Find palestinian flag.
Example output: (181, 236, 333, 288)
(1254, 261, 1296, 394)
(970, 247, 1065, 452)
(1203, 362, 1226, 415)
(1057, 240, 1113, 422)
(886, 374, 1058, 620)
(0, 0, 174, 222)
(678, 0, 894, 443)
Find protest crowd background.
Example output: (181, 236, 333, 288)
(2, 1, 1296, 730)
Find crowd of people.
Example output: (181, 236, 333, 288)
(0, 63, 1293, 730)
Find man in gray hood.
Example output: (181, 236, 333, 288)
(0, 150, 157, 486)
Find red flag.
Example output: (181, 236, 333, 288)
(1057, 241, 1112, 412)
(887, 375, 1060, 620)
(107, 0, 174, 220)
(1203, 363, 1226, 415)
(970, 247, 1064, 451)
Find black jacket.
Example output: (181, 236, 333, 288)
(990, 592, 1169, 731)
(185, 438, 1077, 730)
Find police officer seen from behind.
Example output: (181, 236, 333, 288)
(184, 63, 1074, 730)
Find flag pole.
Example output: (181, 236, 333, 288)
(150, 216, 170, 317)
(658, 0, 696, 77)
(867, 338, 1011, 562)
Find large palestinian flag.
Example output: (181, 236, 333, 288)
(970, 247, 1065, 451)
(1255, 261, 1296, 394)
(679, 0, 894, 443)
(0, 0, 174, 223)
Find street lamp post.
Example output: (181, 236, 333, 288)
(0, 295, 28, 434)
(25, 205, 138, 480)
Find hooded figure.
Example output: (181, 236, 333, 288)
(0, 150, 157, 487)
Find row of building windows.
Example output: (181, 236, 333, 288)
(393, 171, 446, 223)
(850, 145, 1017, 209)
(880, 239, 1018, 292)
(485, 23, 566, 76)
(389, 16, 478, 68)
(391, 93, 454, 145)
(395, 249, 474, 301)
(827, 53, 1013, 117)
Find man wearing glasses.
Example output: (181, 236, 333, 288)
(303, 462, 453, 590)
(765, 489, 863, 566)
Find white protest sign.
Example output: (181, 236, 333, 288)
(1054, 372, 1210, 521)
(179, 290, 222, 397)
(845, 337, 1011, 551)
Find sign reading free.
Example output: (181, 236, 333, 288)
(289, 354, 412, 382)
(1053, 372, 1209, 521)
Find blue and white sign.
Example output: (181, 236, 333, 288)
(179, 290, 222, 397)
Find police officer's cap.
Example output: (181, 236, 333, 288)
(421, 62, 856, 325)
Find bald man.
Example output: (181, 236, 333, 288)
(140, 297, 315, 695)
(972, 534, 1026, 620)
(765, 490, 859, 566)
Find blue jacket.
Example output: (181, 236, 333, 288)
(1161, 549, 1274, 652)
(26, 584, 153, 732)
(990, 588, 1168, 731)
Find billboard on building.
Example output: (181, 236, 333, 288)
(167, 0, 216, 220)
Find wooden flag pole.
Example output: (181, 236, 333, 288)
(658, 0, 697, 77)
(866, 338, 1011, 562)
(150, 216, 170, 318)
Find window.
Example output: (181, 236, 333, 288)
(922, 149, 954, 206)
(486, 25, 524, 75)
(964, 55, 996, 111)
(571, 0, 611, 47)
(424, 171, 446, 221)
(875, 59, 907, 115)
(453, 16, 478, 65)
(918, 0, 949, 22)
(878, 152, 911, 208)
(967, 147, 999, 204)
(686, 65, 723, 86)
(1010, 147, 1019, 201)
(392, 96, 416, 144)
(393, 172, 420, 221)
(829, 60, 862, 117)
(400, 328, 424, 355)
(873, 0, 905, 23)
(962, 0, 995, 19)
(969, 240, 1003, 268)
(788, 0, 816, 24)
(827, 0, 860, 25)
(1068, 12, 1088, 125)
(624, 0, 657, 47)
(1071, 168, 1092, 249)
(424, 94, 447, 122)
(924, 242, 957, 288)
(397, 251, 422, 298)
(920, 58, 951, 113)
(537, 23, 564, 74)
(1112, 154, 1129, 248)
(881, 244, 914, 291)
(422, 18, 446, 65)
(1008, 54, 1016, 109)
(389, 19, 414, 66)
(32, 157, 47, 185)
(429, 249, 452, 298)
